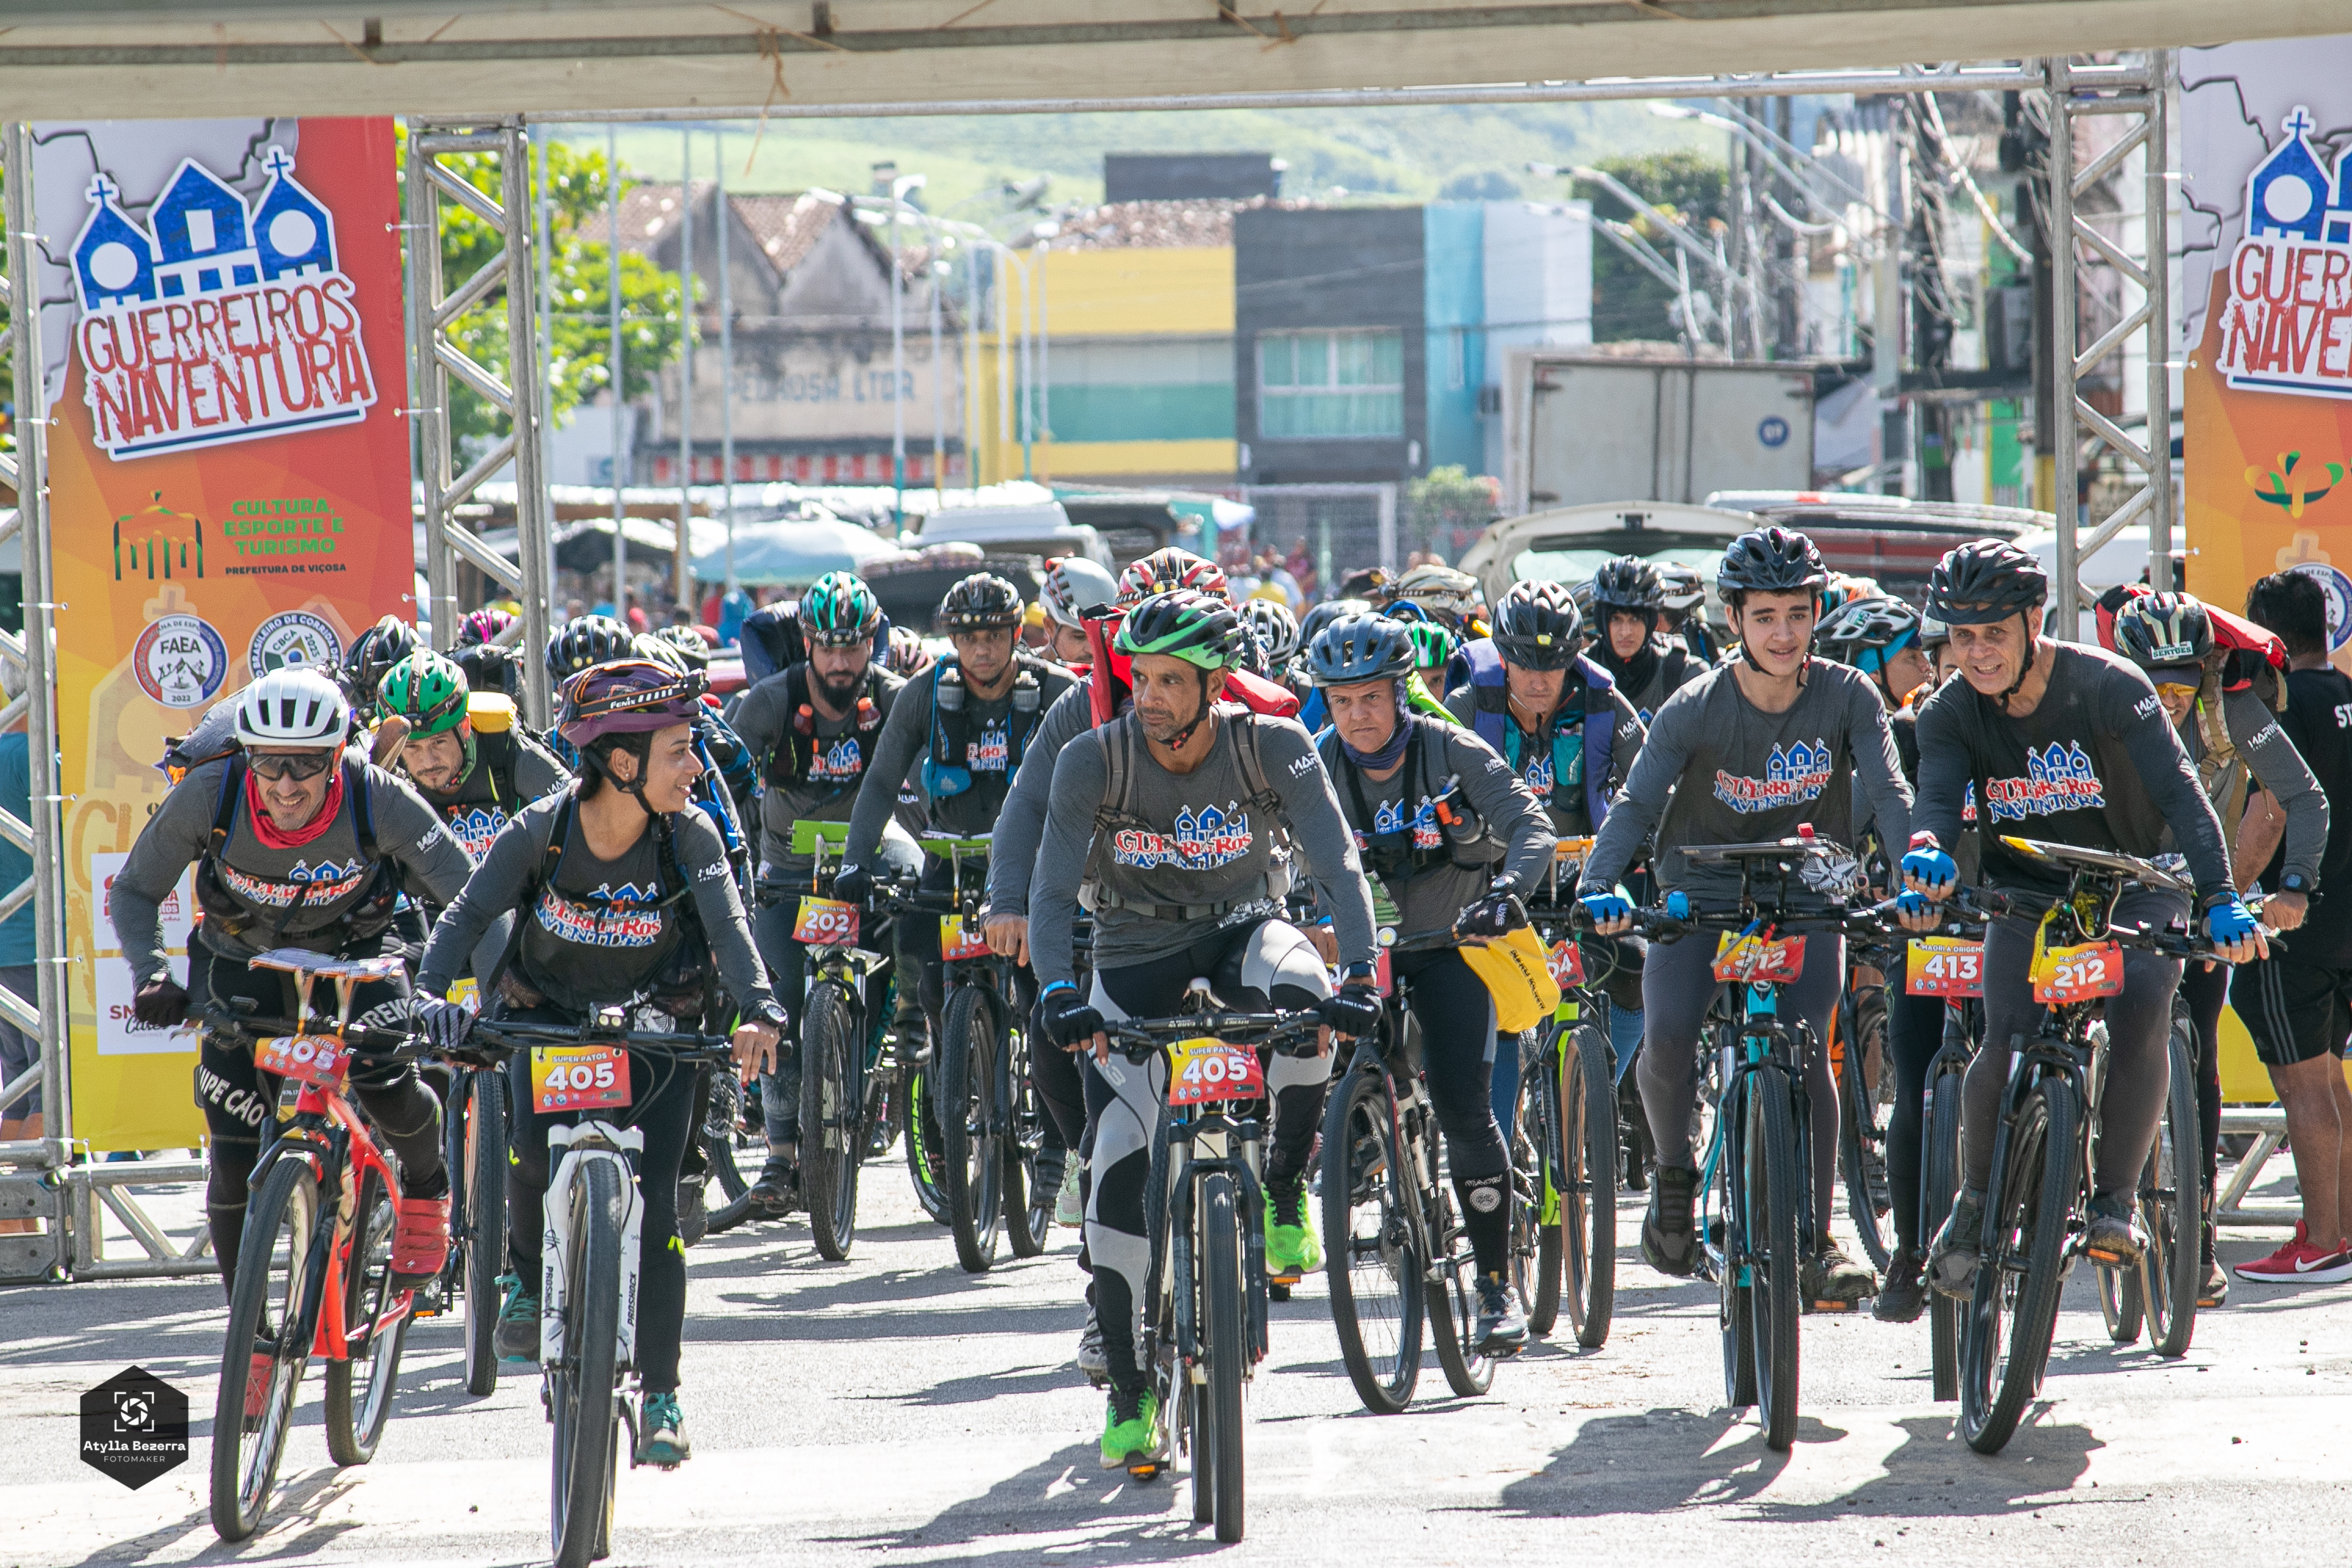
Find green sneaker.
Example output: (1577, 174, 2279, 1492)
(494, 1272, 540, 1363)
(1099, 1385, 1165, 1471)
(636, 1391, 690, 1467)
(1265, 1175, 1322, 1281)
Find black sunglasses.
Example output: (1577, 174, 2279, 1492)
(247, 752, 337, 782)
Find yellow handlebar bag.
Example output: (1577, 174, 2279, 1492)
(467, 692, 516, 733)
(1458, 924, 1563, 1034)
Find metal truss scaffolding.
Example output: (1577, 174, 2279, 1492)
(2045, 53, 2174, 632)
(405, 117, 556, 728)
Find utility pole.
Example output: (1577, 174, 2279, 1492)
(890, 187, 906, 522)
(929, 255, 946, 509)
(607, 124, 628, 621)
(714, 130, 736, 594)
(676, 127, 695, 612)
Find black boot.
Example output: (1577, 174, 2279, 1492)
(1872, 1246, 1926, 1322)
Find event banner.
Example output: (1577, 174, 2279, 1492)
(2182, 40, 2352, 670)
(31, 119, 410, 1150)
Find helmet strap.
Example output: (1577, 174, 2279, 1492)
(584, 735, 661, 818)
(1161, 668, 1217, 751)
(1995, 610, 2038, 710)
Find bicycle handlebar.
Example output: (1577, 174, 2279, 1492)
(1101, 1011, 1325, 1066)
(467, 1017, 735, 1062)
(191, 1003, 421, 1057)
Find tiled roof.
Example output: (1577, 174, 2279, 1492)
(613, 183, 869, 275)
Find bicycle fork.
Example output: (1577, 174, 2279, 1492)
(1165, 1119, 1271, 1371)
(540, 1126, 647, 1377)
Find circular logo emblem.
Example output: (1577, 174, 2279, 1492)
(1757, 415, 1791, 449)
(1468, 1184, 1504, 1213)
(2288, 561, 2352, 651)
(133, 614, 228, 709)
(248, 610, 342, 677)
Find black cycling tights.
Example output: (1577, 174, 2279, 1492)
(191, 938, 444, 1300)
(501, 1004, 696, 1394)
(1390, 947, 1512, 1276)
(1882, 971, 1947, 1255)
(2178, 957, 2227, 1205)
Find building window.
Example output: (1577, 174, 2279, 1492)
(1258, 329, 1403, 439)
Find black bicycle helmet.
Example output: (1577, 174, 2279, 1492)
(937, 572, 1025, 632)
(1590, 556, 1666, 612)
(1298, 597, 1370, 652)
(1491, 580, 1583, 671)
(1924, 539, 2048, 625)
(342, 614, 420, 700)
(1113, 589, 1246, 672)
(1306, 612, 1416, 688)
(546, 614, 637, 681)
(1716, 526, 1829, 602)
(2110, 591, 2214, 673)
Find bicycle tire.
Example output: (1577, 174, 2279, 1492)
(801, 981, 863, 1261)
(1201, 1172, 1249, 1543)
(550, 1159, 623, 1568)
(705, 1070, 748, 1203)
(325, 1165, 409, 1465)
(1960, 1077, 2078, 1455)
(464, 1070, 508, 1397)
(1320, 1062, 1424, 1413)
(1569, 1023, 1619, 1348)
(2143, 1008, 2201, 1358)
(1748, 1075, 1803, 1452)
(2097, 1242, 2146, 1344)
(1924, 1065, 1964, 1403)
(901, 1062, 951, 1226)
(1509, 1050, 1561, 1336)
(1838, 986, 1896, 1272)
(939, 984, 1006, 1272)
(210, 1158, 319, 1542)
(1003, 1021, 1052, 1259)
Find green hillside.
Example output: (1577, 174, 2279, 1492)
(567, 100, 1718, 218)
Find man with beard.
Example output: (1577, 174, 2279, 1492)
(729, 571, 907, 1214)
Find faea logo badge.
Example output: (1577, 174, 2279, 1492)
(80, 1366, 189, 1490)
(69, 147, 378, 459)
(248, 610, 341, 676)
(133, 613, 228, 708)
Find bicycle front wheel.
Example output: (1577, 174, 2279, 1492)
(1747, 1074, 1803, 1451)
(550, 1159, 623, 1568)
(325, 1165, 410, 1465)
(939, 984, 1005, 1272)
(800, 979, 863, 1261)
(1565, 1022, 1618, 1348)
(1509, 1047, 1561, 1336)
(1320, 1062, 1424, 1413)
(1960, 1077, 2078, 1456)
(1200, 1171, 1249, 1543)
(1002, 1020, 1053, 1259)
(463, 1069, 508, 1396)
(210, 1158, 319, 1542)
(2141, 1005, 2201, 1358)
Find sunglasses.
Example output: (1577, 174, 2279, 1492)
(247, 751, 337, 782)
(2155, 682, 2199, 702)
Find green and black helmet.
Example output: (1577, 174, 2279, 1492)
(1113, 589, 1244, 672)
(802, 570, 884, 646)
(938, 572, 1025, 632)
(376, 650, 470, 738)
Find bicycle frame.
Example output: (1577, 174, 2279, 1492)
(540, 1122, 648, 1370)
(1698, 976, 1820, 1290)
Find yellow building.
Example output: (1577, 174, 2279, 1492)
(971, 202, 1239, 489)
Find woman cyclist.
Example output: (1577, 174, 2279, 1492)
(414, 659, 785, 1468)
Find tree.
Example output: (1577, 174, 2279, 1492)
(1573, 150, 1728, 343)
(402, 129, 687, 452)
(1406, 465, 1500, 560)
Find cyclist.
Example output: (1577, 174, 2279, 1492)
(1239, 597, 1302, 690)
(110, 668, 476, 1298)
(541, 616, 640, 766)
(1582, 526, 1911, 1306)
(413, 659, 786, 1467)
(1027, 590, 1378, 1469)
(1899, 541, 2264, 1296)
(1386, 561, 1484, 636)
(1042, 556, 1120, 668)
(728, 571, 907, 1216)
(450, 606, 525, 703)
(1309, 612, 1551, 1351)
(1405, 619, 1458, 707)
(2109, 589, 2326, 1305)
(1587, 556, 1704, 724)
(341, 614, 422, 712)
(1819, 596, 1932, 713)
(1656, 563, 1721, 665)
(833, 573, 1079, 1065)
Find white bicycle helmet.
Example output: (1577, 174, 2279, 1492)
(1238, 597, 1301, 665)
(1042, 557, 1120, 630)
(233, 667, 351, 748)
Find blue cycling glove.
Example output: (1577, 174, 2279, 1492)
(1579, 884, 1635, 925)
(2204, 895, 2260, 947)
(1900, 831, 1957, 890)
(1893, 889, 1939, 920)
(1664, 890, 1693, 921)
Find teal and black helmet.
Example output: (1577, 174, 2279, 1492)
(802, 571, 884, 646)
(377, 650, 470, 739)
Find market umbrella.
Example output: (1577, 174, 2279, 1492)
(691, 517, 906, 588)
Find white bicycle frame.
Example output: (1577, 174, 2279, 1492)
(538, 1121, 648, 1374)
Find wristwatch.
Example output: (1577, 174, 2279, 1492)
(2281, 872, 2314, 895)
(1341, 960, 1378, 986)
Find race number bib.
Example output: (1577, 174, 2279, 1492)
(255, 1034, 350, 1092)
(793, 896, 861, 947)
(939, 915, 992, 963)
(1166, 1037, 1267, 1106)
(1712, 930, 1807, 984)
(2032, 940, 2124, 1005)
(1906, 937, 1985, 998)
(529, 1046, 632, 1112)
(1548, 938, 1587, 989)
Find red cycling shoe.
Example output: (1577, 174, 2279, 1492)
(389, 1194, 451, 1286)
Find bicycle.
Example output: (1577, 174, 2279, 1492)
(466, 1013, 732, 1568)
(1104, 998, 1323, 1543)
(1514, 834, 1620, 1348)
(2095, 997, 2200, 1358)
(203, 950, 424, 1542)
(1902, 947, 1985, 1403)
(1954, 837, 2219, 1455)
(421, 1041, 507, 1398)
(1834, 938, 1897, 1273)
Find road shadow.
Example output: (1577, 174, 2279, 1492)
(0, 1279, 224, 1374)
(58, 1467, 367, 1568)
(1495, 1406, 1836, 1516)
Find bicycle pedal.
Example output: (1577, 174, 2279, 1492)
(1810, 1298, 1860, 1313)
(1267, 1282, 1291, 1302)
(1267, 1269, 1303, 1288)
(1125, 1460, 1163, 1482)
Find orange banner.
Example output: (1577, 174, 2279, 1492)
(38, 119, 411, 1150)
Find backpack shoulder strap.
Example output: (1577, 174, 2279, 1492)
(345, 758, 377, 862)
(209, 755, 247, 854)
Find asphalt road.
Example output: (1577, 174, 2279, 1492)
(4, 1157, 2349, 1567)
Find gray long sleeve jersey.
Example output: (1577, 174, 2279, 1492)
(1585, 658, 1913, 907)
(112, 757, 474, 986)
(984, 679, 1099, 918)
(1317, 714, 1552, 949)
(1915, 642, 2231, 904)
(840, 656, 1080, 866)
(2174, 685, 2328, 887)
(416, 791, 777, 1018)
(1029, 709, 1379, 987)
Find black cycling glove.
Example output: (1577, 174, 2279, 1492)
(830, 863, 874, 906)
(1316, 982, 1382, 1037)
(1035, 985, 1105, 1050)
(133, 977, 189, 1028)
(1454, 877, 1530, 941)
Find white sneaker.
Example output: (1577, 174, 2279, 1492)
(1075, 1306, 1106, 1377)
(1056, 1159, 1086, 1228)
